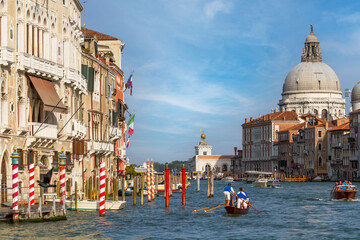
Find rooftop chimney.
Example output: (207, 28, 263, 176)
(245, 118, 247, 123)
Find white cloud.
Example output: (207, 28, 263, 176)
(336, 12, 360, 23)
(204, 0, 231, 19)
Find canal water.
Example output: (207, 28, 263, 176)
(1, 181, 360, 239)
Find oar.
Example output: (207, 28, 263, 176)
(192, 204, 222, 212)
(204, 203, 226, 212)
(250, 204, 263, 215)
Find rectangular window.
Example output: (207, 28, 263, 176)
(318, 131, 322, 138)
(318, 144, 321, 151)
(18, 149, 24, 170)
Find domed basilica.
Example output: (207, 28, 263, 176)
(278, 26, 346, 120)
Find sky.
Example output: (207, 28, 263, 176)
(82, 0, 360, 165)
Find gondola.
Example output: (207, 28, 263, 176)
(331, 185, 358, 200)
(224, 206, 250, 215)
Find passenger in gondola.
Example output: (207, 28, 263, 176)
(237, 187, 249, 209)
(224, 183, 236, 206)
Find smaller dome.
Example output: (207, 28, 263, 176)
(351, 81, 360, 103)
(306, 33, 318, 43)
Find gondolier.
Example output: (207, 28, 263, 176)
(237, 187, 249, 209)
(223, 183, 236, 206)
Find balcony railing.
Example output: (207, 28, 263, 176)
(109, 126, 122, 140)
(73, 120, 86, 138)
(28, 122, 58, 139)
(88, 140, 114, 154)
(17, 52, 63, 79)
(0, 47, 14, 65)
(64, 67, 87, 94)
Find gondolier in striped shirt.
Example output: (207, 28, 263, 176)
(224, 183, 236, 206)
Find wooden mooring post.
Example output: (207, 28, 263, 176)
(121, 175, 125, 201)
(141, 174, 144, 205)
(196, 173, 200, 192)
(75, 181, 78, 211)
(133, 176, 137, 206)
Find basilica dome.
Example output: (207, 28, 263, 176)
(278, 26, 345, 120)
(282, 62, 341, 93)
(351, 81, 360, 111)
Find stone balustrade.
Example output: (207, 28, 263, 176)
(28, 122, 58, 139)
(0, 47, 15, 66)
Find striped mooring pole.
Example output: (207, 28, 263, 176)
(29, 162, 35, 205)
(182, 165, 186, 206)
(99, 161, 106, 216)
(147, 159, 151, 202)
(59, 148, 66, 204)
(151, 159, 155, 200)
(11, 147, 20, 222)
(165, 164, 169, 208)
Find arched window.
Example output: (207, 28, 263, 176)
(318, 157, 322, 167)
(321, 109, 328, 119)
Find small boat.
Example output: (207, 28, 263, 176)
(156, 182, 190, 193)
(253, 178, 268, 188)
(221, 176, 234, 182)
(312, 176, 322, 182)
(224, 206, 250, 215)
(267, 179, 281, 188)
(331, 185, 358, 200)
(118, 188, 133, 196)
(233, 178, 243, 181)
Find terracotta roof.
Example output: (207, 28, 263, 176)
(280, 123, 306, 132)
(197, 155, 235, 160)
(328, 122, 350, 132)
(245, 111, 298, 124)
(81, 27, 119, 41)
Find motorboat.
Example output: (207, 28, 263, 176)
(331, 184, 358, 200)
(267, 179, 281, 188)
(253, 178, 268, 188)
(312, 176, 322, 182)
(221, 176, 234, 182)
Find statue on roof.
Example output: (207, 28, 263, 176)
(310, 24, 313, 34)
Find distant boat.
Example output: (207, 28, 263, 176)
(267, 179, 281, 188)
(118, 188, 133, 196)
(312, 176, 322, 182)
(233, 178, 243, 182)
(45, 199, 126, 211)
(331, 184, 358, 200)
(253, 178, 268, 188)
(221, 176, 234, 182)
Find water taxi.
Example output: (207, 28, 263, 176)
(267, 179, 281, 188)
(245, 171, 273, 186)
(331, 184, 358, 200)
(221, 176, 234, 182)
(253, 178, 268, 188)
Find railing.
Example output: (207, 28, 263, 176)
(72, 120, 86, 138)
(17, 52, 64, 79)
(28, 122, 58, 139)
(88, 140, 114, 153)
(0, 47, 14, 65)
(64, 67, 87, 93)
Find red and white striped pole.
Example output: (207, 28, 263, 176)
(151, 159, 155, 200)
(29, 162, 35, 206)
(182, 165, 186, 206)
(99, 161, 106, 217)
(147, 159, 151, 202)
(11, 147, 20, 222)
(165, 164, 169, 208)
(59, 148, 67, 204)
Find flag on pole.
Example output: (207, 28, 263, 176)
(126, 136, 130, 148)
(126, 73, 133, 96)
(127, 114, 135, 135)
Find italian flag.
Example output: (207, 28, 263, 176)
(126, 136, 130, 148)
(127, 114, 135, 135)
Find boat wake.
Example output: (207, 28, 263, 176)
(331, 198, 360, 202)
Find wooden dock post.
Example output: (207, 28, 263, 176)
(96, 177, 100, 200)
(62, 195, 66, 215)
(40, 187, 44, 205)
(38, 196, 42, 218)
(207, 168, 210, 198)
(196, 173, 200, 192)
(209, 170, 214, 198)
(27, 195, 31, 218)
(52, 196, 56, 217)
(165, 164, 169, 208)
(67, 179, 71, 199)
(140, 174, 144, 205)
(75, 181, 78, 211)
(133, 176, 137, 206)
(182, 165, 186, 205)
(114, 178, 118, 201)
(105, 178, 109, 200)
(155, 174, 158, 196)
(169, 173, 173, 197)
(121, 175, 125, 201)
(57, 181, 60, 198)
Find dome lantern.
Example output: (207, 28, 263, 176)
(302, 25, 322, 62)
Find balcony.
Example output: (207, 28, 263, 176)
(16, 52, 63, 80)
(109, 126, 122, 140)
(72, 120, 86, 139)
(64, 67, 87, 94)
(28, 122, 57, 139)
(0, 47, 14, 66)
(88, 140, 114, 154)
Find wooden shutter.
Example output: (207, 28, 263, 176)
(81, 64, 88, 79)
(88, 67, 94, 92)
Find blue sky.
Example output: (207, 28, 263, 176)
(83, 0, 360, 165)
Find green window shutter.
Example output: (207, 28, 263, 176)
(112, 110, 116, 126)
(88, 67, 94, 92)
(94, 41, 98, 56)
(105, 76, 109, 97)
(81, 64, 88, 80)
